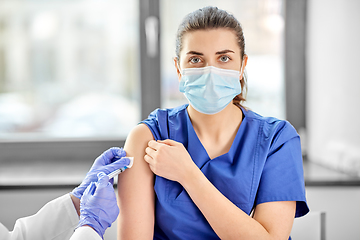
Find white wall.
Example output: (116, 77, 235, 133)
(307, 0, 360, 173)
(305, 186, 360, 240)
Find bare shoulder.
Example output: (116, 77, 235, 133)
(122, 123, 154, 170)
(125, 123, 154, 150)
(119, 123, 154, 183)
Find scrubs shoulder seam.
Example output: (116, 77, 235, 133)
(245, 111, 297, 150)
(250, 119, 265, 205)
(268, 122, 300, 155)
(168, 108, 185, 119)
(168, 106, 187, 140)
(243, 109, 287, 127)
(270, 121, 289, 143)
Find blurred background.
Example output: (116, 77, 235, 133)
(0, 0, 359, 239)
(0, 0, 284, 139)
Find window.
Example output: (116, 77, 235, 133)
(0, 0, 140, 140)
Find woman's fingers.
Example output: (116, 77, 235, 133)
(157, 139, 177, 146)
(144, 147, 159, 175)
(148, 139, 161, 149)
(144, 146, 156, 165)
(148, 140, 169, 155)
(145, 139, 192, 183)
(145, 140, 167, 174)
(143, 154, 153, 164)
(145, 145, 156, 157)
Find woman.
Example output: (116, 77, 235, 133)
(117, 6, 309, 240)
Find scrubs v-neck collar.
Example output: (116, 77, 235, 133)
(184, 106, 246, 169)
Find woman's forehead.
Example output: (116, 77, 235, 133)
(181, 29, 240, 54)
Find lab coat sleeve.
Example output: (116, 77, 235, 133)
(70, 226, 102, 240)
(0, 193, 79, 240)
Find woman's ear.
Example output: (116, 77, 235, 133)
(240, 54, 248, 79)
(174, 57, 182, 81)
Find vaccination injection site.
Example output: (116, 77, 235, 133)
(0, 0, 359, 239)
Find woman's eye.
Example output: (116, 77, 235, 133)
(220, 56, 230, 62)
(189, 57, 201, 64)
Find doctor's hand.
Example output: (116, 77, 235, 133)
(71, 147, 130, 200)
(144, 139, 198, 185)
(77, 172, 119, 238)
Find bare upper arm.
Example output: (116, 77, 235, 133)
(117, 123, 155, 239)
(253, 201, 296, 240)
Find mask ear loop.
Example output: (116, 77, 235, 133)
(240, 59, 245, 80)
(176, 60, 183, 78)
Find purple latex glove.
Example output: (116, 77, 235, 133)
(71, 147, 129, 199)
(77, 172, 119, 238)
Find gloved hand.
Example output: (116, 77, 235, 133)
(71, 147, 129, 199)
(77, 172, 119, 238)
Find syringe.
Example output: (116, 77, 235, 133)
(107, 166, 128, 179)
(106, 156, 134, 179)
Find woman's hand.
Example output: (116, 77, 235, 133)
(144, 139, 197, 184)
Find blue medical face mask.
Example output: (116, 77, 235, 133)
(179, 66, 241, 115)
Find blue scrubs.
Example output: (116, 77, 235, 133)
(141, 104, 309, 240)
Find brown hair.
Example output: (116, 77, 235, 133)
(175, 6, 247, 108)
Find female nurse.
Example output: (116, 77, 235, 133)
(117, 6, 309, 240)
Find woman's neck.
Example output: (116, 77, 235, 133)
(187, 103, 243, 140)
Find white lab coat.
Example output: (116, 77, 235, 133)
(0, 194, 101, 240)
(71, 226, 102, 240)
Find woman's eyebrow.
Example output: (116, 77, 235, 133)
(216, 49, 235, 54)
(186, 51, 203, 56)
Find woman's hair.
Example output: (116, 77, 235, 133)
(175, 6, 247, 108)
